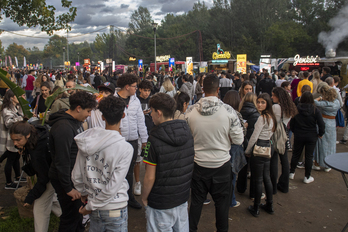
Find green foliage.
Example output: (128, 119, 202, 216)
(4, 1, 348, 65)
(0, 0, 77, 35)
(0, 207, 59, 232)
(0, 70, 33, 118)
(5, 43, 30, 67)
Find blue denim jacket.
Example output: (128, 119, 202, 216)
(230, 144, 247, 174)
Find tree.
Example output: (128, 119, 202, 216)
(128, 6, 153, 33)
(1, 0, 77, 35)
(27, 47, 44, 67)
(5, 43, 30, 67)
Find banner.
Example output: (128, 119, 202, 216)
(138, 59, 143, 71)
(186, 57, 193, 75)
(237, 54, 247, 74)
(23, 57, 27, 67)
(8, 56, 12, 67)
(5, 56, 7, 66)
(15, 57, 18, 67)
(169, 58, 175, 71)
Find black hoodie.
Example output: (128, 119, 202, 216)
(24, 125, 51, 204)
(290, 103, 325, 137)
(48, 109, 83, 193)
(143, 120, 194, 210)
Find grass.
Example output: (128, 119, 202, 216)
(0, 207, 59, 232)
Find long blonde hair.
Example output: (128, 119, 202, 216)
(34, 74, 43, 87)
(312, 71, 321, 81)
(239, 92, 257, 112)
(162, 77, 174, 92)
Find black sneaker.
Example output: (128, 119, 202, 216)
(339, 139, 347, 144)
(5, 182, 21, 190)
(14, 177, 27, 183)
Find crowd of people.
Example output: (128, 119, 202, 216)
(0, 65, 346, 232)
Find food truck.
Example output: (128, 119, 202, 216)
(281, 53, 348, 87)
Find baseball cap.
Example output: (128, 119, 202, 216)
(98, 82, 116, 95)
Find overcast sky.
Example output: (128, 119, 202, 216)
(0, 0, 213, 51)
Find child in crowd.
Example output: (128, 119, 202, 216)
(142, 93, 195, 232)
(72, 96, 133, 231)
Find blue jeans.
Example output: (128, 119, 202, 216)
(25, 90, 33, 104)
(89, 207, 127, 232)
(230, 173, 237, 207)
(146, 202, 189, 232)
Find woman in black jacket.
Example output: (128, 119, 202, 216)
(10, 121, 61, 232)
(289, 92, 325, 184)
(237, 92, 260, 196)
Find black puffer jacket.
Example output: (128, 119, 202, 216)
(290, 103, 325, 137)
(240, 102, 260, 140)
(146, 120, 194, 210)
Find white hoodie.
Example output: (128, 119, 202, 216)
(72, 127, 133, 211)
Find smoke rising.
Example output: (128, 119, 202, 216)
(318, 4, 348, 52)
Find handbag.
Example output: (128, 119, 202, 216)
(272, 114, 288, 154)
(336, 109, 344, 127)
(253, 144, 271, 158)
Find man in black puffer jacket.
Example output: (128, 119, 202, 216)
(142, 93, 194, 231)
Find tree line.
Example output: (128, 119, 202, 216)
(1, 0, 347, 68)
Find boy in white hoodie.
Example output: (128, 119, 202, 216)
(72, 96, 133, 231)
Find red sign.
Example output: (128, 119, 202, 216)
(296, 63, 319, 66)
(300, 67, 310, 71)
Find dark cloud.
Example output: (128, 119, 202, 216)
(160, 0, 195, 13)
(155, 11, 167, 15)
(121, 4, 129, 9)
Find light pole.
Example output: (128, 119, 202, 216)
(152, 22, 158, 72)
(63, 47, 65, 70)
(77, 52, 80, 68)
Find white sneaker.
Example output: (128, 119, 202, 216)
(289, 173, 295, 180)
(324, 168, 332, 173)
(312, 165, 321, 171)
(134, 181, 141, 196)
(303, 176, 314, 184)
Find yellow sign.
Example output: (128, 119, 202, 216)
(156, 55, 170, 62)
(212, 51, 231, 60)
(237, 54, 247, 74)
(129, 57, 136, 61)
(64, 61, 70, 66)
(186, 57, 193, 75)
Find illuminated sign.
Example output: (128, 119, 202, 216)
(156, 55, 170, 62)
(293, 54, 320, 66)
(213, 51, 231, 60)
(213, 44, 231, 59)
(138, 59, 143, 71)
(237, 54, 247, 74)
(129, 56, 136, 61)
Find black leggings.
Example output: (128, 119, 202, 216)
(270, 148, 289, 194)
(250, 155, 273, 205)
(3, 150, 21, 184)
